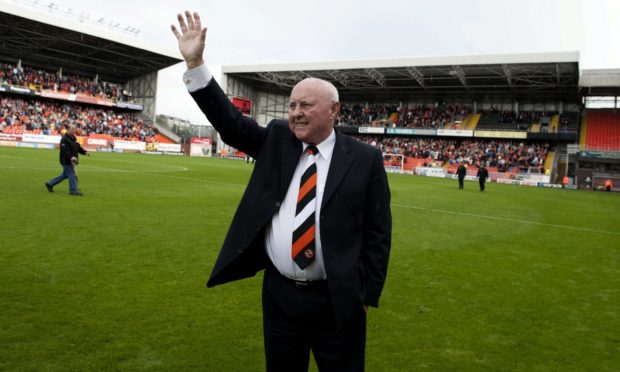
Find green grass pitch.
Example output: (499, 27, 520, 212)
(1, 146, 618, 371)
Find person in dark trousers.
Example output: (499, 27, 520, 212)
(172, 11, 392, 372)
(45, 123, 89, 196)
(476, 164, 489, 192)
(456, 162, 466, 189)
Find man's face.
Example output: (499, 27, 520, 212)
(288, 79, 339, 145)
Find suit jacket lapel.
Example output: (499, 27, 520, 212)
(322, 132, 354, 209)
(280, 131, 303, 201)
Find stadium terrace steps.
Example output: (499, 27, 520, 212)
(550, 115, 560, 132)
(154, 133, 175, 144)
(461, 113, 481, 130)
(544, 150, 555, 173)
(579, 115, 588, 147)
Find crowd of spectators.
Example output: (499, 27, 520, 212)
(336, 104, 396, 126)
(0, 96, 154, 141)
(335, 102, 572, 134)
(497, 110, 551, 125)
(337, 102, 471, 128)
(0, 63, 134, 102)
(355, 135, 549, 173)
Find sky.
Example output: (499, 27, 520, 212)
(4, 0, 620, 125)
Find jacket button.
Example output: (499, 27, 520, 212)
(275, 202, 281, 207)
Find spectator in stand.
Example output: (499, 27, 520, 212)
(45, 123, 89, 196)
(456, 162, 467, 190)
(604, 179, 613, 192)
(477, 164, 489, 192)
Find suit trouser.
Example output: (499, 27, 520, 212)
(262, 267, 366, 372)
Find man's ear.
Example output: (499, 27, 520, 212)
(331, 101, 341, 118)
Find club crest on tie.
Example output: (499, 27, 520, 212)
(304, 249, 314, 259)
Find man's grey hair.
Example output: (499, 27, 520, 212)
(297, 77, 339, 102)
(321, 79, 339, 102)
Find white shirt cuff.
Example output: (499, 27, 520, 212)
(183, 64, 213, 93)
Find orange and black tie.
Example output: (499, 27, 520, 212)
(292, 145, 319, 269)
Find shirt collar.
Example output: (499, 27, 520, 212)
(302, 130, 335, 161)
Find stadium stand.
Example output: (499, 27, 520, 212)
(0, 4, 183, 153)
(0, 62, 134, 102)
(0, 95, 173, 143)
(338, 103, 471, 128)
(0, 58, 179, 144)
(584, 111, 620, 151)
(354, 135, 549, 173)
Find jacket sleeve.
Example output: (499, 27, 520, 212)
(362, 149, 392, 307)
(189, 79, 267, 158)
(77, 143, 87, 155)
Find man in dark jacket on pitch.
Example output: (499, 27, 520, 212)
(456, 162, 467, 189)
(45, 123, 89, 196)
(476, 164, 489, 192)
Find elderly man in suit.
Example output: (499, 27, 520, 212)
(172, 11, 392, 371)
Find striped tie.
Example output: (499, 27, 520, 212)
(292, 145, 319, 269)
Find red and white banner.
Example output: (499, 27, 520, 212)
(0, 133, 22, 142)
(86, 137, 108, 147)
(190, 137, 212, 157)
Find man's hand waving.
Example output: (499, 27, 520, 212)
(171, 11, 207, 70)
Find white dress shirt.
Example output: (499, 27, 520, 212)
(183, 64, 212, 93)
(265, 133, 335, 281)
(183, 64, 335, 281)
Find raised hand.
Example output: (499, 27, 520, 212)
(171, 11, 207, 70)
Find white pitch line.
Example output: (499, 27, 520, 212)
(0, 162, 188, 173)
(78, 164, 189, 173)
(393, 203, 620, 236)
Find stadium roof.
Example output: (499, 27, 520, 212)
(0, 2, 183, 83)
(223, 51, 581, 100)
(580, 69, 620, 96)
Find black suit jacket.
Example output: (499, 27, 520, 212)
(190, 80, 391, 325)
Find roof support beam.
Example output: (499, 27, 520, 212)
(257, 72, 291, 88)
(502, 64, 513, 90)
(450, 65, 468, 89)
(326, 70, 349, 87)
(364, 68, 385, 87)
(406, 66, 426, 89)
